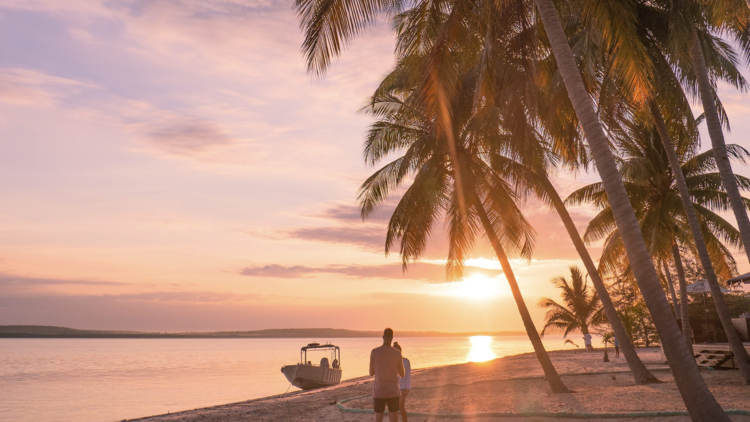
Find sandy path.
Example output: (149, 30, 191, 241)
(127, 348, 750, 422)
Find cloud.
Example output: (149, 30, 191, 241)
(314, 201, 396, 223)
(241, 201, 401, 252)
(0, 67, 97, 106)
(239, 262, 502, 282)
(0, 273, 128, 287)
(242, 225, 387, 252)
(287, 226, 386, 251)
(143, 118, 236, 157)
(110, 291, 264, 303)
(367, 291, 429, 301)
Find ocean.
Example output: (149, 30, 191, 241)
(0, 335, 570, 422)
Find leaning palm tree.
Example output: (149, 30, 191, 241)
(532, 0, 731, 418)
(655, 0, 750, 264)
(296, 0, 657, 386)
(539, 266, 606, 338)
(567, 122, 746, 344)
(296, 0, 730, 416)
(436, 0, 660, 384)
(649, 101, 750, 381)
(358, 64, 569, 393)
(396, 0, 659, 384)
(565, 0, 750, 382)
(638, 0, 750, 383)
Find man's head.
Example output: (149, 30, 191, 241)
(383, 328, 394, 345)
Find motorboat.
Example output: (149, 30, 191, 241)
(281, 342, 342, 390)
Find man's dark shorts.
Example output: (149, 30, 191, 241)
(373, 396, 400, 413)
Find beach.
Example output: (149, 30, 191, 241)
(128, 348, 750, 422)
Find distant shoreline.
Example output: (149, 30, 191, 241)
(0, 325, 527, 339)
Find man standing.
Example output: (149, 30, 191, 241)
(369, 328, 405, 422)
(614, 336, 620, 357)
(584, 333, 593, 352)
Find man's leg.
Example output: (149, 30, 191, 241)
(389, 409, 398, 422)
(387, 397, 400, 422)
(374, 398, 385, 422)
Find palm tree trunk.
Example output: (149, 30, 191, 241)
(473, 198, 570, 393)
(638, 307, 650, 348)
(540, 176, 659, 384)
(533, 0, 730, 418)
(690, 30, 750, 264)
(652, 102, 750, 383)
(671, 242, 694, 345)
(662, 261, 680, 319)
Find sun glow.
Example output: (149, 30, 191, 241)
(449, 273, 507, 300)
(467, 336, 497, 362)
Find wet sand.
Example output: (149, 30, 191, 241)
(128, 348, 750, 421)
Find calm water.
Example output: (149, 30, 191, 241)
(0, 335, 568, 422)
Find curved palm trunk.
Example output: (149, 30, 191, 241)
(541, 176, 659, 384)
(534, 0, 730, 418)
(652, 103, 750, 383)
(690, 31, 750, 264)
(662, 261, 680, 319)
(474, 200, 570, 393)
(671, 243, 693, 345)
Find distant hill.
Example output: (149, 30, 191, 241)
(0, 325, 526, 339)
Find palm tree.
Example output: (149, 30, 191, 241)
(649, 102, 750, 382)
(533, 0, 731, 417)
(396, 0, 660, 384)
(296, 0, 730, 416)
(303, 0, 658, 388)
(539, 266, 606, 339)
(297, 0, 659, 386)
(689, 9, 750, 265)
(358, 65, 570, 393)
(458, 3, 660, 384)
(661, 261, 681, 318)
(574, 0, 750, 382)
(639, 0, 750, 383)
(533, 175, 659, 383)
(567, 122, 746, 345)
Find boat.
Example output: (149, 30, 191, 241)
(281, 342, 342, 390)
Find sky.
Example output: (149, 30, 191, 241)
(1, 0, 749, 333)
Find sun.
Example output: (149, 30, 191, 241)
(467, 336, 497, 362)
(451, 273, 507, 300)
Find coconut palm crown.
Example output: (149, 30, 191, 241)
(539, 266, 606, 337)
(566, 122, 749, 280)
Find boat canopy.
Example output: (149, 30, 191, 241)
(299, 343, 340, 368)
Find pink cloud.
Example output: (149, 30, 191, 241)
(239, 262, 503, 281)
(0, 67, 97, 106)
(144, 118, 236, 157)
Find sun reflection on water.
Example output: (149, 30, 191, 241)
(467, 336, 497, 362)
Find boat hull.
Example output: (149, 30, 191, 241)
(281, 364, 342, 390)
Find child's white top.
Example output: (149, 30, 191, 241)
(398, 357, 411, 390)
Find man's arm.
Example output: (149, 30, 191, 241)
(369, 350, 375, 376)
(397, 353, 405, 378)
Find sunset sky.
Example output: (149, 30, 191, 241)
(1, 0, 749, 333)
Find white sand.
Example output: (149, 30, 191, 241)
(128, 348, 750, 421)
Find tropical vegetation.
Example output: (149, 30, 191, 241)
(294, 0, 750, 418)
(539, 266, 605, 338)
